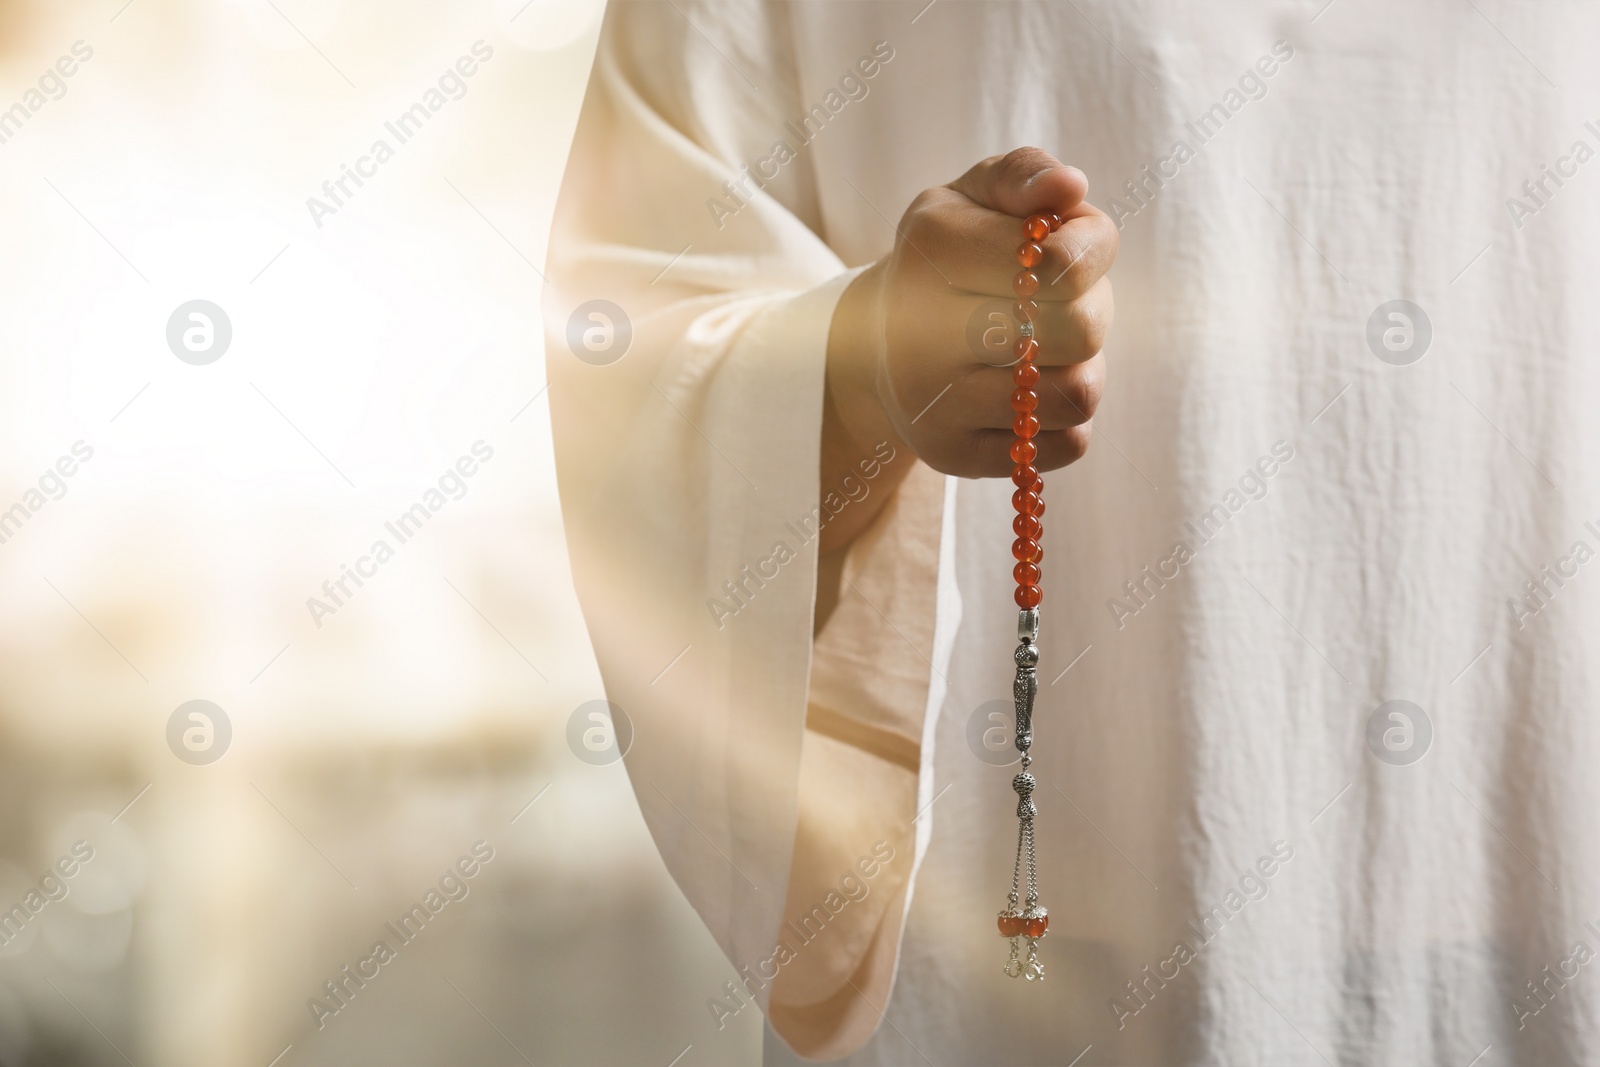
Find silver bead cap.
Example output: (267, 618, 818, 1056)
(1017, 608, 1039, 642)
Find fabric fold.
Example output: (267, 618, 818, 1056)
(545, 2, 948, 1056)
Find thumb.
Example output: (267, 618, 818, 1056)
(947, 146, 1087, 219)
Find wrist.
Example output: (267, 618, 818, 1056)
(819, 262, 915, 558)
(825, 261, 906, 463)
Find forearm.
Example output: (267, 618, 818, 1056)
(816, 262, 917, 630)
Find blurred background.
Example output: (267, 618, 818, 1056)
(0, 1, 760, 1063)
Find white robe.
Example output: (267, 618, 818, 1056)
(545, 2, 1600, 1063)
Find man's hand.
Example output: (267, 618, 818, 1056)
(818, 147, 1117, 558)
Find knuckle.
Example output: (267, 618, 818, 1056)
(960, 430, 1012, 479)
(999, 145, 1037, 170)
(1000, 146, 1049, 187)
(916, 432, 977, 479)
(1034, 425, 1092, 471)
(1050, 218, 1117, 294)
(1048, 242, 1095, 297)
(1100, 214, 1121, 262)
(1069, 297, 1108, 357)
(1064, 253, 1094, 296)
(976, 431, 1009, 478)
(1079, 372, 1105, 418)
(902, 189, 941, 235)
(1050, 371, 1099, 423)
(1063, 422, 1093, 463)
(1083, 210, 1118, 252)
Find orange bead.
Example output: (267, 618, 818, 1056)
(1012, 536, 1039, 561)
(1014, 337, 1039, 362)
(1045, 212, 1063, 231)
(1015, 584, 1042, 608)
(1013, 299, 1040, 322)
(1011, 388, 1038, 413)
(1023, 215, 1051, 242)
(1014, 361, 1040, 388)
(1012, 271, 1039, 297)
(1015, 561, 1040, 585)
(1011, 463, 1038, 488)
(1016, 242, 1044, 268)
(1025, 913, 1050, 937)
(1014, 513, 1041, 539)
(1013, 413, 1039, 439)
(998, 913, 1026, 938)
(1010, 438, 1036, 464)
(1012, 489, 1040, 516)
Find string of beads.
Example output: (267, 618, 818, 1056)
(1009, 211, 1061, 610)
(998, 209, 1062, 981)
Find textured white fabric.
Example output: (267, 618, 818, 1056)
(548, 2, 1600, 1063)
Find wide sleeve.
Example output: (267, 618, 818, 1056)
(543, 2, 954, 1057)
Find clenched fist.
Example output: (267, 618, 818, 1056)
(819, 147, 1117, 554)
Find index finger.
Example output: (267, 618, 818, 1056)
(913, 191, 1116, 300)
(946, 146, 1086, 219)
